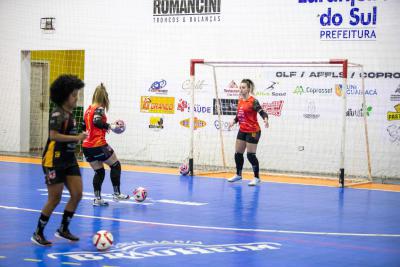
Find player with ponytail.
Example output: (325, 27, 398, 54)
(228, 79, 269, 186)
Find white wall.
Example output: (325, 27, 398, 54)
(0, 0, 399, 178)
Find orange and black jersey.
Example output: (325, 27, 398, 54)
(82, 105, 109, 148)
(42, 106, 78, 168)
(234, 96, 268, 133)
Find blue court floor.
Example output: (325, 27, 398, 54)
(0, 161, 399, 267)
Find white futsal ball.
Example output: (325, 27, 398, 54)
(93, 230, 113, 251)
(133, 187, 147, 202)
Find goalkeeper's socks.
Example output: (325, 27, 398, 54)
(234, 153, 244, 175)
(247, 153, 259, 178)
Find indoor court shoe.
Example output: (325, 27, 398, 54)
(248, 177, 260, 186)
(228, 175, 242, 182)
(55, 229, 79, 242)
(31, 232, 52, 246)
(93, 198, 109, 206)
(112, 193, 130, 201)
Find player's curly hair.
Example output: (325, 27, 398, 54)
(241, 79, 255, 94)
(50, 74, 84, 106)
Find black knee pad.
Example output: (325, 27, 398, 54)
(93, 168, 105, 190)
(235, 152, 244, 162)
(110, 161, 121, 172)
(95, 168, 105, 177)
(110, 161, 121, 186)
(247, 153, 259, 166)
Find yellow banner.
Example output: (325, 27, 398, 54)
(140, 96, 175, 114)
(387, 104, 400, 121)
(387, 112, 400, 121)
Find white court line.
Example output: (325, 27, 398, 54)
(38, 189, 208, 206)
(1, 205, 400, 238)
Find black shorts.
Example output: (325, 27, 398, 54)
(82, 145, 114, 162)
(237, 130, 261, 144)
(42, 165, 81, 185)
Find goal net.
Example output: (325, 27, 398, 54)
(188, 59, 372, 186)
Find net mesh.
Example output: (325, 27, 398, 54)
(190, 61, 371, 183)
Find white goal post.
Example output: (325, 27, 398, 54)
(188, 59, 372, 187)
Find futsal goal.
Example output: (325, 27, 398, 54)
(187, 59, 372, 187)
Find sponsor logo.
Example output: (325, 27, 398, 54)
(261, 100, 284, 117)
(271, 91, 286, 97)
(48, 240, 282, 261)
(387, 104, 400, 121)
(180, 117, 207, 130)
(265, 81, 278, 90)
(387, 125, 400, 145)
(320, 28, 376, 41)
(224, 80, 240, 97)
(214, 120, 238, 131)
(182, 79, 208, 94)
(149, 116, 164, 130)
(255, 81, 286, 97)
(149, 80, 168, 95)
(298, 0, 380, 41)
(177, 99, 211, 113)
(277, 71, 343, 78)
(390, 85, 400, 102)
(335, 84, 378, 97)
(303, 100, 320, 119)
(140, 96, 175, 114)
(153, 0, 222, 24)
(335, 84, 343, 97)
(177, 99, 189, 112)
(346, 104, 372, 117)
(293, 85, 332, 95)
(276, 71, 400, 79)
(213, 98, 238, 116)
(358, 72, 400, 79)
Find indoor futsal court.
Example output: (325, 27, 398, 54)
(0, 158, 399, 267)
(1, 0, 400, 267)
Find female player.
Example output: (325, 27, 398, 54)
(82, 83, 129, 206)
(32, 75, 87, 246)
(228, 79, 269, 186)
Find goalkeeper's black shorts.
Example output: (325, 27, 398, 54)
(237, 130, 261, 144)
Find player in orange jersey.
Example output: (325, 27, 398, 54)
(32, 75, 87, 246)
(82, 83, 129, 206)
(228, 79, 269, 186)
